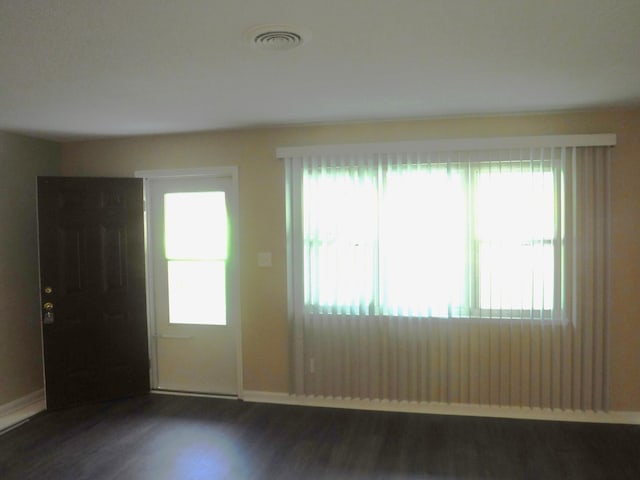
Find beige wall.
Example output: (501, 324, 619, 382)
(0, 132, 60, 405)
(61, 108, 640, 411)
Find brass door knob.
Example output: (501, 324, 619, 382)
(43, 302, 54, 312)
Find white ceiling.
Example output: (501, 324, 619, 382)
(1, 0, 639, 141)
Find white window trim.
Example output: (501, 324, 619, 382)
(135, 166, 238, 179)
(277, 134, 616, 159)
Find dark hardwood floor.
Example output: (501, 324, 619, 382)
(1, 394, 639, 479)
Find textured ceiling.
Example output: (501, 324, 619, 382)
(1, 0, 639, 140)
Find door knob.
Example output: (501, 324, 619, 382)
(43, 302, 55, 325)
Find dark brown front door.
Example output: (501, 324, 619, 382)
(37, 177, 150, 410)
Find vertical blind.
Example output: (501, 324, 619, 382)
(282, 135, 614, 411)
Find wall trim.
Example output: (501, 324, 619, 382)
(276, 133, 617, 158)
(0, 389, 46, 434)
(134, 166, 238, 179)
(241, 391, 640, 425)
(151, 389, 238, 400)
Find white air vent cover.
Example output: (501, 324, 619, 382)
(245, 24, 310, 51)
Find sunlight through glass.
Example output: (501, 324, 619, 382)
(168, 261, 226, 325)
(381, 169, 466, 317)
(165, 192, 227, 260)
(164, 191, 228, 325)
(303, 169, 377, 310)
(302, 162, 557, 318)
(476, 170, 555, 311)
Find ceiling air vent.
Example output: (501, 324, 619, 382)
(246, 24, 310, 51)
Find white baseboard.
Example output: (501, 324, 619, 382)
(241, 391, 640, 425)
(151, 389, 238, 400)
(0, 389, 46, 434)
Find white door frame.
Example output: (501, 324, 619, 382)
(135, 167, 242, 397)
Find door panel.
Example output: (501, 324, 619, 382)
(147, 175, 238, 395)
(37, 177, 149, 410)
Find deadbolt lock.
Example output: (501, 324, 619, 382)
(44, 286, 53, 294)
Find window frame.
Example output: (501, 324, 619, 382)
(466, 160, 562, 320)
(295, 158, 564, 321)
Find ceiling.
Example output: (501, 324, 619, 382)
(1, 0, 639, 141)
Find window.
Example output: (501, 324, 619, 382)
(282, 137, 613, 405)
(164, 191, 228, 325)
(473, 167, 556, 314)
(300, 159, 559, 319)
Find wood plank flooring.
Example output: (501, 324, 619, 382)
(1, 394, 639, 479)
